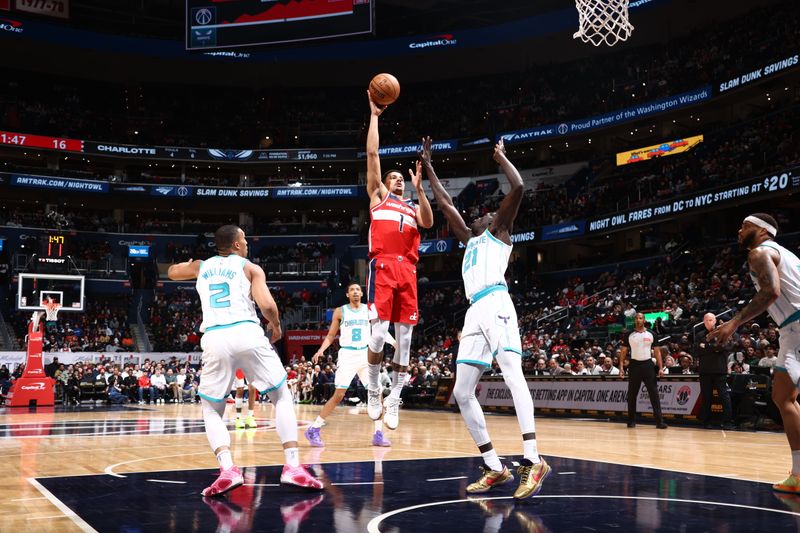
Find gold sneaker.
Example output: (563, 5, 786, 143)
(466, 465, 514, 494)
(773, 472, 800, 494)
(514, 458, 551, 500)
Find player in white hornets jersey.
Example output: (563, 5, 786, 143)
(709, 213, 800, 494)
(422, 137, 550, 501)
(168, 225, 322, 497)
(304, 281, 395, 448)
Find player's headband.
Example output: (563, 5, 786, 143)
(744, 216, 777, 236)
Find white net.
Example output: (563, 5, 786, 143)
(573, 0, 634, 47)
(44, 300, 61, 322)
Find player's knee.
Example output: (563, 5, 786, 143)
(368, 320, 390, 353)
(453, 382, 473, 405)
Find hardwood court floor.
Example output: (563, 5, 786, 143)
(0, 402, 792, 531)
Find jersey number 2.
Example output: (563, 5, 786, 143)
(210, 282, 231, 308)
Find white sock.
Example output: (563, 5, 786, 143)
(481, 448, 503, 472)
(793, 450, 800, 475)
(247, 409, 254, 418)
(389, 371, 407, 400)
(524, 439, 541, 464)
(285, 447, 300, 468)
(374, 419, 383, 432)
(312, 416, 325, 428)
(216, 449, 234, 470)
(368, 363, 380, 389)
(235, 397, 242, 416)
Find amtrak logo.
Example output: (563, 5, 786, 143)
(195, 8, 213, 25)
(154, 187, 174, 195)
(208, 149, 254, 161)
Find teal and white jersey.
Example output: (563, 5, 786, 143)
(462, 230, 511, 302)
(196, 255, 258, 333)
(749, 241, 800, 328)
(339, 303, 370, 350)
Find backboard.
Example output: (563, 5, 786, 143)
(17, 273, 85, 312)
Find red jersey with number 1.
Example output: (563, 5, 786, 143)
(369, 192, 420, 264)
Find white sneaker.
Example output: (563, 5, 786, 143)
(383, 397, 402, 430)
(367, 387, 383, 421)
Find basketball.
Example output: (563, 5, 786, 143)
(369, 73, 400, 106)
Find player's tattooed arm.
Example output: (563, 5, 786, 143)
(709, 247, 779, 343)
(420, 136, 472, 244)
(491, 139, 524, 236)
(734, 247, 780, 325)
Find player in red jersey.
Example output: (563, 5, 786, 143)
(364, 91, 434, 430)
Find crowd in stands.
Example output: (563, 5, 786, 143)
(34, 355, 200, 405)
(429, 101, 800, 240)
(9, 297, 133, 353)
(0, 2, 794, 149)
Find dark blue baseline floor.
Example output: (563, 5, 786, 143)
(35, 456, 800, 533)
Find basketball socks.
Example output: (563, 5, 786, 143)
(481, 448, 503, 472)
(235, 397, 243, 418)
(247, 409, 254, 419)
(368, 363, 380, 389)
(374, 419, 383, 432)
(524, 440, 541, 464)
(216, 449, 234, 470)
(793, 450, 800, 475)
(389, 371, 407, 400)
(312, 416, 325, 429)
(285, 447, 300, 468)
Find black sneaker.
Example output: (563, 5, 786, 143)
(721, 423, 737, 431)
(656, 422, 668, 429)
(626, 422, 636, 428)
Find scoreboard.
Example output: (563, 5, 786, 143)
(186, 0, 374, 50)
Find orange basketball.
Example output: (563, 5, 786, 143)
(369, 73, 400, 106)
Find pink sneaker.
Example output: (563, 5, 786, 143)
(201, 466, 244, 497)
(280, 464, 324, 490)
(280, 494, 325, 526)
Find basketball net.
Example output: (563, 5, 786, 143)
(573, 0, 634, 47)
(31, 299, 60, 333)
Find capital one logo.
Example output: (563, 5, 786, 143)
(21, 382, 47, 391)
(195, 8, 213, 25)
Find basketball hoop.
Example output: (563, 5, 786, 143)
(573, 0, 634, 47)
(44, 299, 61, 322)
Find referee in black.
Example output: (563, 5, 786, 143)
(695, 312, 735, 430)
(619, 313, 668, 429)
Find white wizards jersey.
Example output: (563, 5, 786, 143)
(196, 255, 258, 333)
(462, 230, 512, 301)
(750, 241, 800, 328)
(339, 304, 369, 350)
